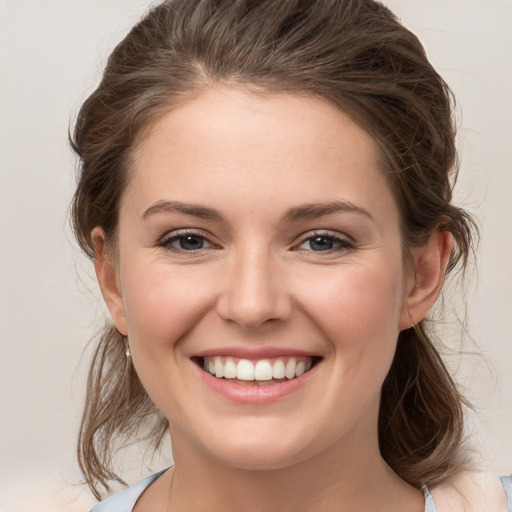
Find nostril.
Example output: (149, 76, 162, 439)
(214, 265, 292, 329)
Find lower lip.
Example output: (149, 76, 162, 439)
(197, 363, 318, 405)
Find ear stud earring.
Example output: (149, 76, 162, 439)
(124, 337, 132, 358)
(408, 312, 415, 329)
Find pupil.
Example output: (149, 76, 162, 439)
(310, 236, 333, 251)
(180, 236, 203, 250)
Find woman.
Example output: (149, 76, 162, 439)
(70, 0, 511, 510)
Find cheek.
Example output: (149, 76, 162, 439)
(118, 262, 218, 416)
(120, 261, 214, 354)
(304, 263, 406, 424)
(294, 259, 406, 372)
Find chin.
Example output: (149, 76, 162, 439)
(183, 417, 322, 471)
(211, 441, 309, 472)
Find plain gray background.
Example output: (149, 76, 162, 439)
(0, 1, 511, 509)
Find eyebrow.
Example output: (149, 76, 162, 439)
(282, 200, 374, 223)
(142, 199, 373, 223)
(142, 200, 223, 221)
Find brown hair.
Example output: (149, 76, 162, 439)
(71, 0, 476, 499)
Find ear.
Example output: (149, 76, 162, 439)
(399, 230, 453, 330)
(92, 227, 128, 335)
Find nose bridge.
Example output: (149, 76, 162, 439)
(216, 241, 291, 329)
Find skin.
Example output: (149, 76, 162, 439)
(94, 87, 453, 511)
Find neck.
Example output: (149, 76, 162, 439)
(166, 425, 423, 512)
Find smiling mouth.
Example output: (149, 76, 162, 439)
(194, 356, 321, 386)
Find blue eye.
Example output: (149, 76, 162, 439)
(160, 232, 212, 251)
(299, 234, 353, 252)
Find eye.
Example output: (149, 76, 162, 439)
(159, 231, 214, 252)
(298, 233, 354, 253)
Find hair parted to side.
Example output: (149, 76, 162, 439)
(71, 0, 477, 499)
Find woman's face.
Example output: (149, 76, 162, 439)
(99, 87, 418, 469)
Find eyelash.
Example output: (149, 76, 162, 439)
(158, 230, 216, 252)
(295, 231, 355, 254)
(158, 230, 355, 255)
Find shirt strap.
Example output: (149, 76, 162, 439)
(500, 475, 512, 511)
(422, 485, 438, 512)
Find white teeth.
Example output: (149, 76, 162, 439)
(272, 359, 286, 379)
(237, 359, 255, 381)
(255, 360, 273, 381)
(285, 358, 296, 379)
(295, 361, 305, 377)
(223, 358, 237, 379)
(202, 355, 316, 382)
(214, 357, 224, 378)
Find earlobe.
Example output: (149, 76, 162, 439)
(92, 227, 128, 335)
(399, 230, 453, 330)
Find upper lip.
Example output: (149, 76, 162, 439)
(193, 347, 320, 359)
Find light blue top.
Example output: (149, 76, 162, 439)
(91, 469, 168, 512)
(91, 470, 512, 512)
(501, 476, 512, 511)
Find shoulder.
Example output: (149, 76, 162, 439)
(90, 469, 168, 512)
(430, 470, 510, 512)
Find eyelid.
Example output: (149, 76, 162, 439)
(157, 228, 355, 253)
(294, 230, 355, 252)
(158, 228, 219, 251)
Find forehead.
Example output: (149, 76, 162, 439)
(125, 86, 397, 225)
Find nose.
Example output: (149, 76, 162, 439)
(216, 247, 292, 330)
